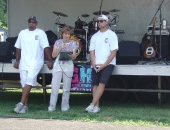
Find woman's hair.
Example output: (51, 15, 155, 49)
(60, 26, 73, 38)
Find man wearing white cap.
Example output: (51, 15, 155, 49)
(85, 14, 118, 113)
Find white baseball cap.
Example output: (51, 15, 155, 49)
(98, 14, 108, 21)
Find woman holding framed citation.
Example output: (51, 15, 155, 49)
(48, 26, 78, 112)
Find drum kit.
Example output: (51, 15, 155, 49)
(53, 9, 121, 61)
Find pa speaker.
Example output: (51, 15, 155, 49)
(116, 41, 140, 64)
(6, 36, 18, 59)
(0, 42, 11, 62)
(45, 30, 58, 45)
(156, 35, 170, 59)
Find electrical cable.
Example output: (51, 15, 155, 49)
(59, 61, 73, 78)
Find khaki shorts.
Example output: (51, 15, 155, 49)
(20, 69, 40, 87)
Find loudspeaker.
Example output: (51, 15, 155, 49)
(156, 35, 170, 59)
(0, 42, 12, 62)
(45, 30, 58, 45)
(6, 36, 18, 59)
(116, 41, 140, 64)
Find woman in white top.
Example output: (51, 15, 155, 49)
(48, 26, 78, 112)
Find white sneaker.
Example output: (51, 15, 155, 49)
(48, 105, 56, 112)
(85, 103, 94, 112)
(19, 106, 28, 114)
(61, 106, 70, 112)
(14, 102, 23, 113)
(92, 106, 100, 113)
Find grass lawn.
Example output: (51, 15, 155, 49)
(0, 88, 170, 127)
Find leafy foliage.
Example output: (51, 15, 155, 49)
(0, 0, 7, 28)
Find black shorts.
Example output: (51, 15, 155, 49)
(91, 64, 114, 86)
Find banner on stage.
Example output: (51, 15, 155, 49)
(71, 65, 92, 92)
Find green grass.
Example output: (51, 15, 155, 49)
(0, 88, 170, 127)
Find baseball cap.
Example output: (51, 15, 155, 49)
(98, 14, 108, 21)
(28, 16, 37, 22)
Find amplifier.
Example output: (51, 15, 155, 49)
(147, 26, 170, 30)
(147, 25, 170, 35)
(147, 30, 169, 35)
(115, 30, 125, 34)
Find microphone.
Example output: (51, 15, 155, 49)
(62, 39, 67, 43)
(111, 15, 118, 22)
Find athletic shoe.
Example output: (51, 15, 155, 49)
(48, 105, 56, 112)
(19, 106, 28, 114)
(92, 106, 100, 113)
(14, 102, 23, 113)
(85, 103, 94, 112)
(61, 106, 70, 112)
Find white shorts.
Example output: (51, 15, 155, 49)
(20, 69, 40, 88)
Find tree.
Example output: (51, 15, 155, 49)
(0, 0, 7, 29)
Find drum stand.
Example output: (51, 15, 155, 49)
(83, 25, 89, 61)
(54, 15, 61, 38)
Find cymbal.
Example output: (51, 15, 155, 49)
(81, 14, 90, 17)
(93, 11, 110, 15)
(53, 11, 68, 17)
(109, 9, 120, 12)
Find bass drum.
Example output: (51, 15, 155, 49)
(88, 21, 98, 37)
(74, 19, 87, 36)
(70, 35, 86, 61)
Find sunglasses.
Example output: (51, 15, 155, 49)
(97, 20, 106, 23)
(28, 21, 37, 24)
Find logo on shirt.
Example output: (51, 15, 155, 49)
(105, 38, 108, 43)
(35, 35, 39, 40)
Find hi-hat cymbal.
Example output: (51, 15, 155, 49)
(53, 11, 68, 17)
(81, 14, 90, 17)
(93, 11, 110, 15)
(109, 9, 121, 12)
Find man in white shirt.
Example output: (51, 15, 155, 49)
(13, 16, 53, 114)
(85, 14, 118, 113)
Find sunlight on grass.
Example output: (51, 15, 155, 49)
(0, 88, 170, 127)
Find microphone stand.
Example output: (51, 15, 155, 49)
(100, 0, 103, 15)
(55, 14, 61, 38)
(149, 0, 165, 60)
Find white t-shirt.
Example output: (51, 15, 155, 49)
(89, 29, 118, 65)
(15, 28, 49, 71)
